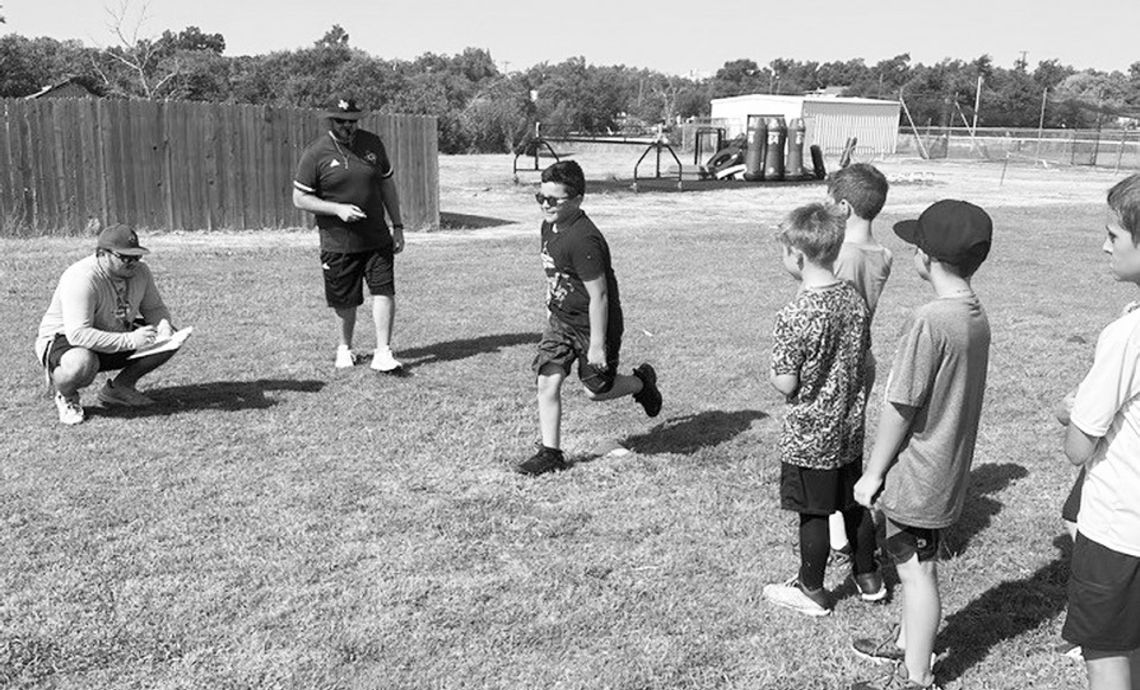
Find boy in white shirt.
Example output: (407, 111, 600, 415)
(1062, 172, 1140, 690)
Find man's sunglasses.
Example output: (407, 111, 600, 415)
(331, 118, 358, 125)
(111, 252, 141, 264)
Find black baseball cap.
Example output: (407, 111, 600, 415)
(893, 199, 992, 266)
(96, 223, 149, 256)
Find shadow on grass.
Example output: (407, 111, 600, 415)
(944, 462, 1030, 556)
(439, 211, 515, 230)
(90, 378, 325, 417)
(622, 409, 768, 455)
(399, 332, 539, 367)
(937, 534, 1071, 684)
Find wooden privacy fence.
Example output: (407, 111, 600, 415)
(0, 98, 439, 236)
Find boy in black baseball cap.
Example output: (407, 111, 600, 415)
(850, 199, 993, 690)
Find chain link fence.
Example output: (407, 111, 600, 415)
(895, 126, 1140, 171)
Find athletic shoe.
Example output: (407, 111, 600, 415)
(854, 568, 888, 602)
(632, 363, 662, 417)
(829, 544, 853, 567)
(850, 663, 941, 690)
(762, 576, 830, 617)
(54, 391, 84, 425)
(852, 631, 906, 664)
(97, 380, 155, 407)
(853, 630, 940, 668)
(370, 347, 404, 373)
(335, 346, 357, 369)
(514, 445, 567, 476)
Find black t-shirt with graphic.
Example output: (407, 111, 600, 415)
(540, 210, 622, 332)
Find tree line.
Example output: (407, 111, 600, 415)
(3, 23, 1140, 154)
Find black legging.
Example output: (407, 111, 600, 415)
(798, 507, 876, 591)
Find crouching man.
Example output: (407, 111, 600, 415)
(35, 224, 178, 425)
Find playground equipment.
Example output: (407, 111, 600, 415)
(704, 114, 825, 183)
(513, 123, 684, 190)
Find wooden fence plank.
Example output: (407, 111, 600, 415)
(0, 98, 437, 235)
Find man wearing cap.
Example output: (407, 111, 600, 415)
(292, 97, 406, 373)
(34, 224, 178, 425)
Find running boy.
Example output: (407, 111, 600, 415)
(763, 202, 881, 617)
(851, 199, 993, 690)
(827, 162, 893, 564)
(1060, 173, 1140, 690)
(516, 161, 662, 476)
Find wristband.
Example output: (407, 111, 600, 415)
(392, 223, 404, 230)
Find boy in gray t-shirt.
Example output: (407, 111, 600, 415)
(850, 200, 993, 690)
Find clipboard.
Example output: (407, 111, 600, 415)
(129, 326, 194, 359)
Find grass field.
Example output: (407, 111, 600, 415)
(1, 154, 1135, 689)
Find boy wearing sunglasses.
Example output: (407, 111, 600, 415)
(518, 160, 662, 476)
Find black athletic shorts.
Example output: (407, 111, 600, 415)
(321, 248, 395, 308)
(1063, 532, 1140, 652)
(532, 314, 622, 395)
(779, 460, 861, 515)
(883, 518, 941, 564)
(44, 333, 134, 373)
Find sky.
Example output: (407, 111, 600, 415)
(5, 0, 1139, 78)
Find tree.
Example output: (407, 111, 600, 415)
(316, 25, 349, 48)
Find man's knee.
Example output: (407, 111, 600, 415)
(54, 348, 99, 387)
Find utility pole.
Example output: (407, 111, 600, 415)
(972, 75, 983, 131)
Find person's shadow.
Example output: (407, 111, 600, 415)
(621, 409, 768, 455)
(90, 378, 325, 417)
(943, 462, 1030, 556)
(398, 332, 540, 368)
(936, 534, 1072, 683)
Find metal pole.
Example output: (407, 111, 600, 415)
(972, 75, 982, 131)
(1036, 88, 1048, 158)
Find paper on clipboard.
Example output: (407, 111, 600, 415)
(129, 326, 193, 359)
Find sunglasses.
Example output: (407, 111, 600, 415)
(331, 118, 358, 125)
(535, 193, 573, 206)
(111, 252, 141, 264)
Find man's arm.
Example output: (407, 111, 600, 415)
(377, 175, 405, 254)
(59, 272, 154, 352)
(854, 401, 916, 507)
(582, 276, 608, 368)
(291, 188, 365, 223)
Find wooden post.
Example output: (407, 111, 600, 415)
(899, 91, 929, 159)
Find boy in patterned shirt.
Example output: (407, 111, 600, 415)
(763, 202, 881, 617)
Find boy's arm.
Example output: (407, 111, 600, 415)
(582, 275, 608, 368)
(1055, 387, 1078, 426)
(1064, 424, 1101, 466)
(854, 401, 916, 508)
(769, 371, 798, 399)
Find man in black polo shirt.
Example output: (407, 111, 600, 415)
(293, 97, 406, 373)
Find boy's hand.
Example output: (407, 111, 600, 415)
(1055, 388, 1077, 426)
(853, 473, 883, 509)
(586, 343, 607, 369)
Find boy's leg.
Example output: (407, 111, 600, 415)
(843, 506, 877, 575)
(584, 372, 640, 401)
(537, 366, 565, 450)
(798, 513, 830, 591)
(372, 295, 395, 350)
(1083, 649, 1132, 690)
(829, 511, 850, 552)
(895, 554, 940, 686)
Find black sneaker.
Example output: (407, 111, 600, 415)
(515, 446, 567, 476)
(854, 568, 887, 602)
(632, 363, 662, 417)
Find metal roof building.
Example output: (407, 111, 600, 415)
(709, 94, 901, 156)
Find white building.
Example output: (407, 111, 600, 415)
(709, 94, 901, 156)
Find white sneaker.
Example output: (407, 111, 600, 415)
(55, 391, 84, 425)
(370, 347, 403, 373)
(335, 346, 356, 369)
(762, 576, 831, 617)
